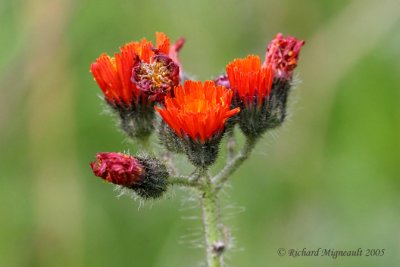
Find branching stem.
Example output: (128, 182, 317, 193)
(161, 137, 257, 267)
(213, 137, 257, 193)
(168, 168, 205, 188)
(168, 176, 198, 188)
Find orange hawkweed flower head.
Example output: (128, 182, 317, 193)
(263, 33, 305, 79)
(155, 80, 240, 144)
(90, 32, 185, 139)
(90, 32, 184, 107)
(91, 39, 151, 107)
(226, 55, 274, 108)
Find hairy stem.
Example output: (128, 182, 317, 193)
(139, 135, 151, 151)
(226, 130, 237, 162)
(213, 137, 257, 192)
(201, 175, 224, 267)
(161, 150, 178, 176)
(168, 176, 198, 188)
(170, 138, 257, 266)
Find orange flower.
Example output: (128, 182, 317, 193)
(90, 32, 183, 107)
(226, 55, 274, 107)
(155, 80, 240, 143)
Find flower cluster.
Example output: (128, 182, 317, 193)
(89, 32, 304, 197)
(222, 34, 305, 137)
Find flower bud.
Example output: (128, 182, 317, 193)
(263, 33, 305, 129)
(214, 74, 230, 89)
(134, 155, 170, 199)
(90, 152, 169, 199)
(263, 33, 305, 80)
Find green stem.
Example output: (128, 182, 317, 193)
(168, 176, 198, 188)
(213, 138, 257, 192)
(226, 130, 237, 162)
(139, 135, 151, 151)
(161, 150, 178, 176)
(170, 138, 257, 266)
(201, 176, 224, 267)
(199, 138, 257, 266)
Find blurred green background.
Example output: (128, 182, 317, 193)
(1, 0, 399, 266)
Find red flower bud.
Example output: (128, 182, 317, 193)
(90, 152, 144, 187)
(263, 33, 305, 79)
(90, 152, 169, 199)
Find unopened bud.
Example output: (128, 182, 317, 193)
(90, 152, 169, 199)
(214, 74, 230, 89)
(263, 33, 305, 80)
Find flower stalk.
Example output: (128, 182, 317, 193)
(201, 177, 224, 267)
(214, 137, 257, 192)
(168, 176, 198, 188)
(168, 138, 256, 266)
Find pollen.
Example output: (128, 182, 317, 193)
(132, 54, 180, 101)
